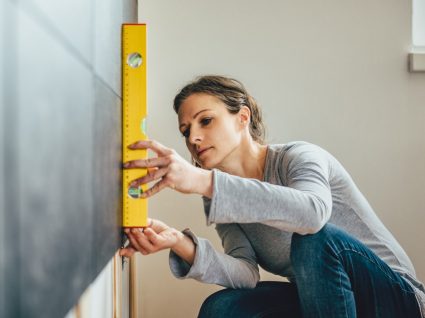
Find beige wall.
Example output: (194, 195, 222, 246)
(137, 1, 425, 317)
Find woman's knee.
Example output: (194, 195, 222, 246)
(198, 283, 302, 318)
(290, 224, 339, 266)
(198, 289, 237, 318)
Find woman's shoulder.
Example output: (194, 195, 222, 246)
(267, 141, 329, 159)
(266, 141, 335, 173)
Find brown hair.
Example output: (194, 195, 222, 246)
(173, 75, 266, 144)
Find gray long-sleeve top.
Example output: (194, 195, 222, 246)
(168, 141, 425, 316)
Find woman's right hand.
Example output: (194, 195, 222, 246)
(122, 140, 213, 199)
(119, 218, 182, 257)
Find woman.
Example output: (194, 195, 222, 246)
(120, 75, 424, 317)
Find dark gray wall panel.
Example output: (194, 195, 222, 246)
(16, 8, 93, 318)
(0, 0, 137, 317)
(0, 3, 5, 317)
(92, 79, 123, 274)
(124, 0, 138, 23)
(94, 0, 138, 95)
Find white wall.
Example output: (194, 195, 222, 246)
(64, 255, 131, 318)
(64, 259, 114, 318)
(138, 1, 425, 317)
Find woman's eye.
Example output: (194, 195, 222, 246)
(181, 118, 211, 138)
(200, 118, 212, 126)
(182, 129, 190, 138)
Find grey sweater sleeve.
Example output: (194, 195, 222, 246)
(169, 224, 260, 288)
(205, 144, 333, 234)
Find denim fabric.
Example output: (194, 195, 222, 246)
(198, 281, 302, 318)
(198, 224, 421, 318)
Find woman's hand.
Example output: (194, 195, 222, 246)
(119, 218, 182, 257)
(123, 139, 212, 198)
(119, 218, 196, 264)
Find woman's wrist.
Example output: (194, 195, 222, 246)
(171, 229, 196, 265)
(195, 169, 213, 198)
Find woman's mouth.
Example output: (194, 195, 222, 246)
(197, 147, 212, 157)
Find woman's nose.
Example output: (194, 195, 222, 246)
(188, 129, 202, 145)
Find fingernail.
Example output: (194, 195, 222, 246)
(131, 228, 138, 234)
(128, 144, 135, 149)
(124, 229, 129, 234)
(130, 181, 137, 187)
(123, 162, 129, 168)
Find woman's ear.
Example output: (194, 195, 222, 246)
(239, 106, 251, 126)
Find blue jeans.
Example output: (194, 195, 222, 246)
(198, 224, 421, 318)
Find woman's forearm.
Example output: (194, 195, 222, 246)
(171, 230, 196, 265)
(195, 169, 213, 198)
(168, 169, 211, 264)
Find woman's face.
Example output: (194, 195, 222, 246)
(178, 93, 245, 169)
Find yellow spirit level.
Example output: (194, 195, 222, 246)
(122, 24, 148, 227)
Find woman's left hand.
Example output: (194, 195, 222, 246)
(120, 218, 182, 257)
(123, 139, 212, 198)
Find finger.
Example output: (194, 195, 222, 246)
(126, 232, 144, 252)
(143, 227, 160, 245)
(130, 167, 168, 187)
(127, 231, 150, 255)
(147, 218, 169, 233)
(147, 218, 160, 232)
(141, 179, 171, 198)
(146, 218, 154, 228)
(128, 140, 173, 156)
(123, 156, 171, 169)
(119, 246, 136, 257)
(130, 228, 156, 253)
